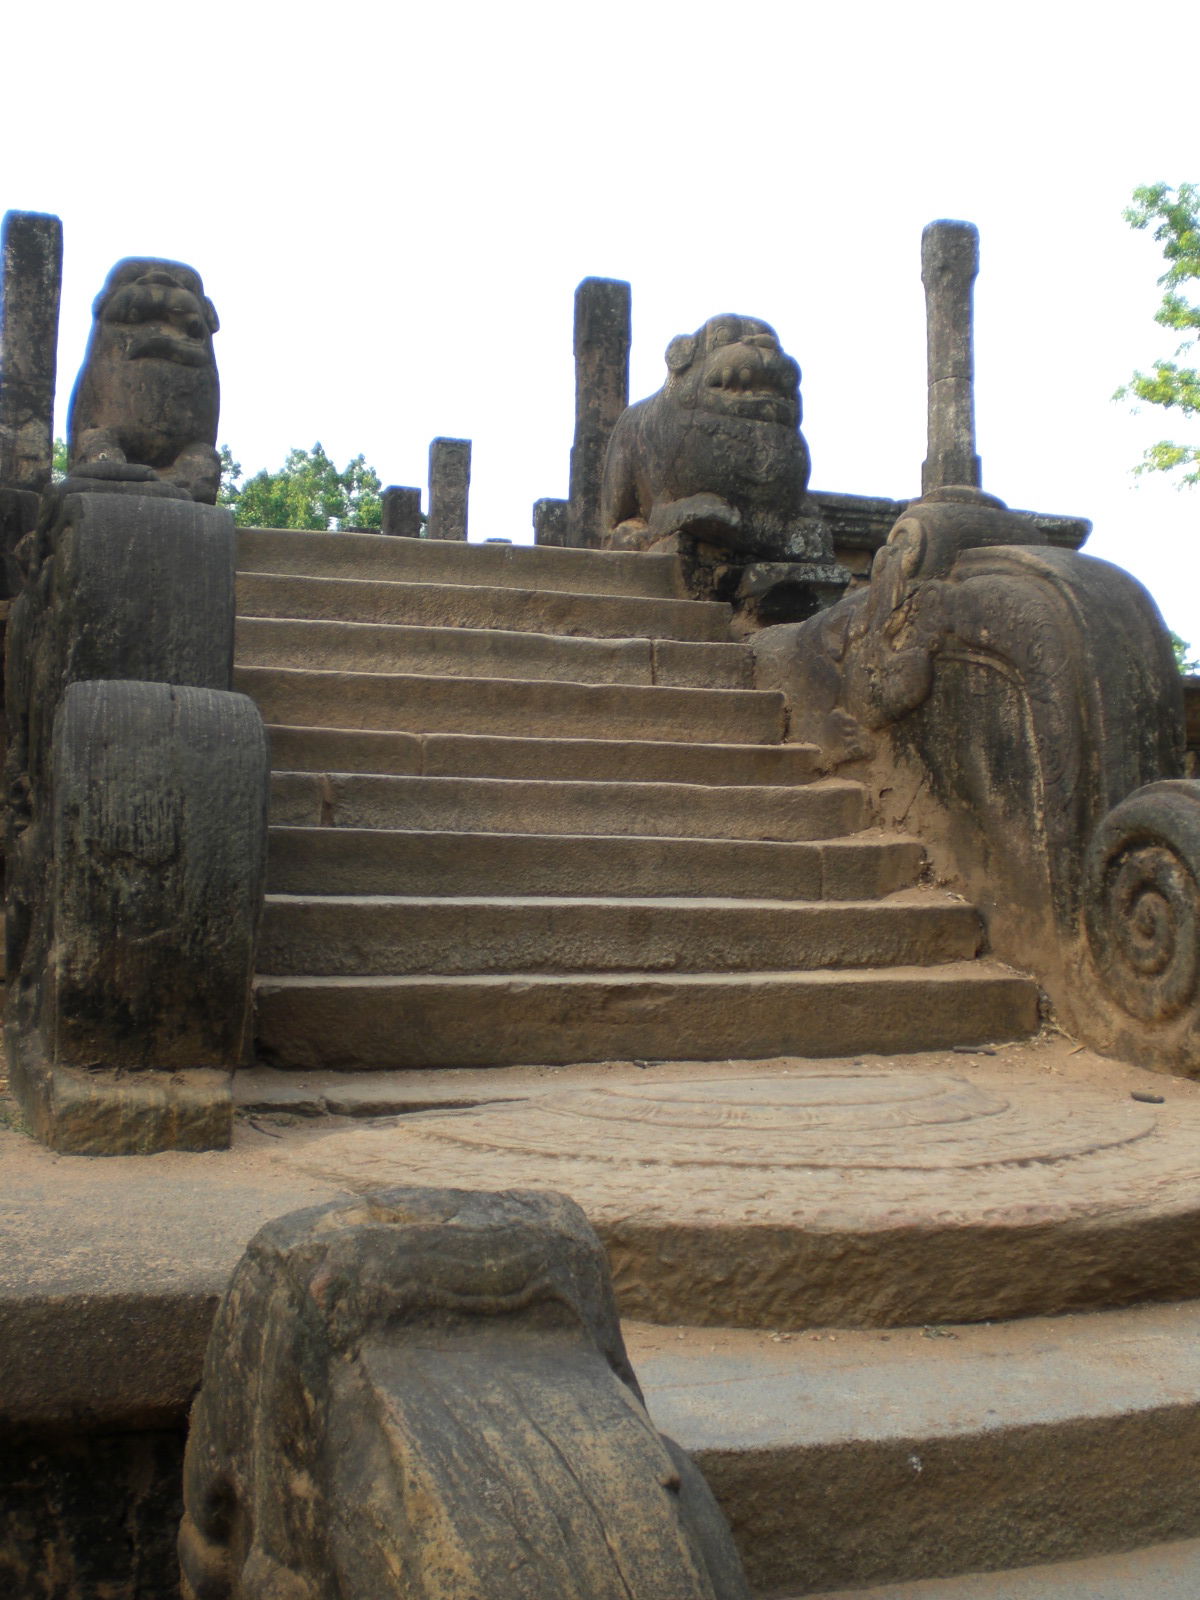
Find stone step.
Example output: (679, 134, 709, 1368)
(264, 725, 823, 785)
(802, 1539, 1200, 1600)
(628, 1304, 1200, 1597)
(237, 569, 732, 642)
(236, 615, 753, 689)
(266, 826, 927, 900)
(267, 773, 866, 840)
(257, 892, 983, 977)
(236, 666, 786, 744)
(253, 963, 1039, 1071)
(236, 528, 687, 599)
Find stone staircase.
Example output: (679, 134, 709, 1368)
(232, 529, 1038, 1072)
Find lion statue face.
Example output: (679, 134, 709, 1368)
(94, 260, 219, 370)
(663, 315, 801, 430)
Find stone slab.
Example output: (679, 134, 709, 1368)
(236, 615, 754, 688)
(236, 527, 687, 600)
(257, 891, 982, 976)
(629, 1309, 1200, 1594)
(803, 1539, 1200, 1600)
(236, 665, 785, 743)
(264, 1041, 1200, 1330)
(263, 726, 822, 784)
(236, 569, 732, 640)
(253, 963, 1037, 1076)
(264, 826, 927, 899)
(266, 772, 865, 840)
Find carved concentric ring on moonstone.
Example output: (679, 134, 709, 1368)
(418, 1072, 1156, 1171)
(287, 1066, 1200, 1327)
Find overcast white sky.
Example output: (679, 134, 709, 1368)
(6, 0, 1198, 644)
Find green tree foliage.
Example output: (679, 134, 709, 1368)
(1170, 631, 1200, 675)
(52, 437, 69, 482)
(218, 443, 383, 530)
(1116, 183, 1200, 487)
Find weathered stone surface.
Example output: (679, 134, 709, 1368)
(266, 770, 863, 837)
(1184, 675, 1200, 775)
(532, 494, 569, 545)
(4, 488, 266, 1153)
(265, 823, 924, 900)
(754, 488, 1191, 1069)
(6, 490, 236, 819)
(236, 566, 731, 639)
(49, 680, 267, 1069)
(67, 258, 221, 502)
(0, 210, 62, 493)
(0, 484, 37, 599)
(568, 276, 631, 547)
(426, 436, 470, 540)
(254, 965, 1037, 1072)
(236, 613, 755, 687)
(921, 219, 981, 493)
(237, 523, 688, 598)
(7, 680, 267, 1154)
(235, 663, 786, 743)
(258, 724, 818, 783)
(258, 889, 980, 977)
(638, 1308, 1200, 1595)
(6, 1043, 1200, 1595)
(179, 1187, 750, 1600)
(380, 484, 422, 537)
(281, 1060, 1200, 1329)
(601, 315, 823, 564)
(721, 559, 855, 633)
(1084, 779, 1200, 1068)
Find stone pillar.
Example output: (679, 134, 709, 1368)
(533, 496, 569, 546)
(426, 437, 470, 541)
(567, 276, 631, 547)
(921, 219, 981, 495)
(380, 484, 422, 538)
(0, 211, 63, 493)
(5, 486, 267, 1155)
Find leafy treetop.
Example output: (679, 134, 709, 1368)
(218, 443, 384, 530)
(1116, 183, 1200, 488)
(1170, 630, 1200, 675)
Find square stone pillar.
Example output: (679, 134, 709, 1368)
(0, 210, 63, 493)
(426, 438, 470, 541)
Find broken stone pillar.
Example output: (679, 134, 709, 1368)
(0, 210, 63, 494)
(381, 484, 422, 537)
(921, 219, 981, 494)
(181, 1187, 751, 1600)
(568, 276, 631, 548)
(426, 437, 470, 541)
(533, 495, 569, 546)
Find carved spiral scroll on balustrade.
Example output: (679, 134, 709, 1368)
(1085, 780, 1200, 1025)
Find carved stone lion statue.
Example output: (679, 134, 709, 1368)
(67, 258, 221, 503)
(600, 314, 820, 562)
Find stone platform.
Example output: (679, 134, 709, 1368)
(806, 1536, 1200, 1599)
(263, 1041, 1200, 1330)
(5, 1036, 1200, 1594)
